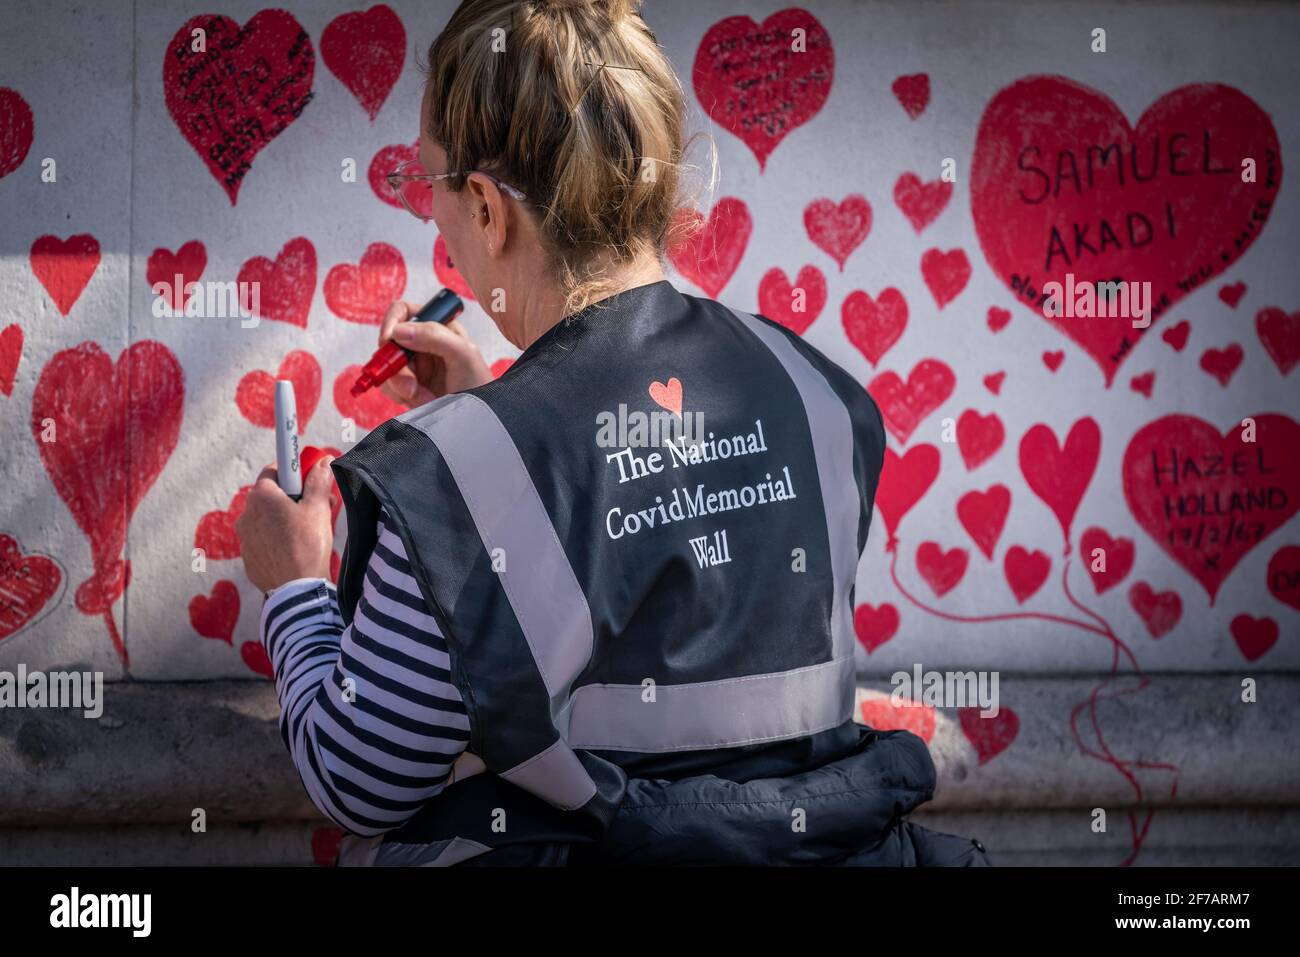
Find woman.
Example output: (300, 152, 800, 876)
(237, 0, 989, 867)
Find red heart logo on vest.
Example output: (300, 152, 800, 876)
(164, 11, 315, 204)
(1128, 581, 1182, 638)
(1230, 614, 1278, 662)
(957, 484, 1010, 560)
(891, 74, 929, 119)
(841, 288, 907, 368)
(959, 707, 1019, 765)
(920, 247, 970, 309)
(0, 533, 64, 643)
(894, 174, 952, 234)
(0, 87, 34, 179)
(325, 243, 406, 324)
(0, 324, 23, 397)
(1079, 527, 1134, 594)
(1123, 414, 1300, 603)
(971, 77, 1282, 385)
(146, 240, 207, 312)
(1004, 546, 1051, 603)
(194, 486, 252, 562)
(758, 266, 826, 336)
(916, 542, 968, 597)
(668, 198, 752, 298)
(1019, 417, 1101, 539)
(853, 603, 899, 654)
(874, 444, 940, 540)
(189, 580, 240, 645)
(1256, 308, 1300, 375)
(648, 377, 683, 417)
(236, 350, 320, 432)
(956, 409, 1004, 471)
(30, 234, 101, 316)
(321, 4, 405, 121)
(692, 9, 833, 171)
(868, 359, 955, 444)
(804, 194, 871, 271)
(238, 237, 317, 328)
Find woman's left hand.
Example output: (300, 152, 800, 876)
(236, 457, 338, 594)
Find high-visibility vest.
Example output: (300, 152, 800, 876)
(330, 280, 910, 866)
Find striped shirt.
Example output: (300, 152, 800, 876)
(259, 509, 470, 836)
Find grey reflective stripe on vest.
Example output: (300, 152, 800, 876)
(371, 836, 492, 867)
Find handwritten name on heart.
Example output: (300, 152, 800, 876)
(1123, 414, 1300, 603)
(971, 76, 1282, 385)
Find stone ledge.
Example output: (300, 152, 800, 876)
(1, 676, 1297, 826)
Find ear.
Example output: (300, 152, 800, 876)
(464, 173, 509, 257)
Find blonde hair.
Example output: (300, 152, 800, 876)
(423, 0, 692, 315)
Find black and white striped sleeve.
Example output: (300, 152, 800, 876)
(258, 508, 470, 837)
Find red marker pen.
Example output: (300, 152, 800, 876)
(350, 289, 464, 396)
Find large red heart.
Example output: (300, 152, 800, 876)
(758, 266, 826, 336)
(853, 603, 899, 654)
(333, 366, 407, 429)
(894, 174, 951, 234)
(868, 359, 955, 444)
(31, 342, 184, 663)
(959, 707, 1019, 765)
(30, 234, 101, 316)
(325, 243, 406, 324)
(146, 240, 207, 312)
(195, 486, 252, 561)
(369, 141, 426, 214)
(1079, 527, 1134, 594)
(164, 11, 315, 205)
(692, 9, 833, 171)
(957, 484, 1010, 560)
(971, 77, 1282, 385)
(874, 444, 940, 540)
(320, 4, 405, 121)
(1004, 545, 1050, 604)
(668, 198, 752, 298)
(0, 533, 64, 642)
(1256, 307, 1299, 376)
(238, 237, 317, 328)
(1019, 417, 1101, 539)
(235, 350, 321, 432)
(0, 86, 34, 179)
(0, 324, 23, 397)
(916, 541, 968, 597)
(804, 195, 871, 271)
(841, 288, 907, 368)
(956, 409, 1003, 471)
(1122, 414, 1300, 603)
(189, 580, 240, 645)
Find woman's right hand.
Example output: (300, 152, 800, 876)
(376, 299, 493, 408)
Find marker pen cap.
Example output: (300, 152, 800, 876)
(274, 380, 303, 498)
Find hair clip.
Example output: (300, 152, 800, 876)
(570, 59, 646, 112)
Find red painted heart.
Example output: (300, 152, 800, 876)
(959, 707, 1019, 765)
(1256, 307, 1300, 375)
(758, 266, 826, 336)
(804, 194, 871, 271)
(333, 366, 407, 429)
(1128, 582, 1182, 638)
(1079, 527, 1134, 594)
(1266, 545, 1300, 612)
(325, 242, 406, 324)
(241, 640, 274, 678)
(983, 371, 1006, 395)
(30, 234, 101, 316)
(1122, 414, 1300, 603)
(868, 359, 955, 444)
(1199, 344, 1243, 387)
(238, 237, 317, 328)
(859, 696, 935, 744)
(1042, 350, 1065, 372)
(1218, 282, 1247, 309)
(668, 197, 751, 298)
(891, 74, 929, 119)
(1005, 545, 1051, 603)
(369, 141, 425, 214)
(0, 324, 23, 397)
(195, 486, 252, 562)
(1230, 614, 1278, 662)
(164, 11, 315, 204)
(956, 409, 1004, 471)
(146, 240, 207, 313)
(841, 288, 907, 368)
(916, 541, 968, 597)
(874, 444, 940, 540)
(1019, 417, 1101, 539)
(235, 350, 320, 432)
(189, 580, 240, 645)
(986, 306, 1011, 332)
(894, 173, 951, 234)
(957, 484, 1010, 560)
(1162, 320, 1190, 351)
(0, 87, 35, 179)
(433, 235, 475, 301)
(0, 533, 64, 642)
(321, 4, 405, 121)
(1130, 370, 1155, 398)
(920, 247, 970, 309)
(971, 77, 1282, 385)
(692, 9, 833, 171)
(853, 603, 899, 654)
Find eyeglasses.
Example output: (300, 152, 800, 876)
(385, 159, 528, 222)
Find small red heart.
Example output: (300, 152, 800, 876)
(0, 533, 64, 642)
(1042, 350, 1065, 372)
(1230, 614, 1278, 662)
(1161, 320, 1190, 352)
(956, 484, 1010, 561)
(893, 173, 951, 234)
(891, 73, 930, 119)
(1004, 546, 1050, 604)
(1256, 307, 1300, 376)
(235, 350, 321, 432)
(30, 234, 101, 315)
(858, 696, 935, 744)
(490, 358, 515, 378)
(1128, 582, 1182, 638)
(804, 194, 871, 271)
(920, 247, 970, 309)
(916, 541, 968, 597)
(189, 580, 240, 645)
(1129, 371, 1155, 398)
(241, 640, 274, 678)
(956, 409, 1004, 471)
(959, 707, 1019, 765)
(324, 242, 406, 324)
(1218, 282, 1247, 309)
(237, 237, 317, 328)
(982, 371, 1006, 395)
(0, 324, 23, 396)
(868, 358, 956, 444)
(648, 377, 683, 416)
(668, 197, 752, 298)
(1079, 527, 1134, 594)
(841, 288, 907, 368)
(195, 486, 252, 561)
(758, 265, 827, 336)
(311, 826, 345, 866)
(0, 87, 35, 180)
(986, 307, 1011, 333)
(146, 240, 207, 312)
(433, 235, 475, 301)
(333, 365, 407, 429)
(368, 141, 425, 214)
(320, 4, 405, 121)
(853, 603, 899, 654)
(1199, 344, 1243, 387)
(1266, 546, 1300, 612)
